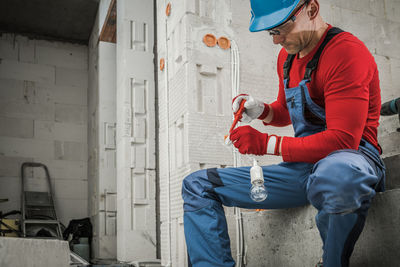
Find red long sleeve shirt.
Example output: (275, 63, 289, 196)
(270, 26, 381, 163)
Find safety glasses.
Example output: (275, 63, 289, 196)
(267, 2, 308, 36)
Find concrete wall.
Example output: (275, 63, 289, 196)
(116, 0, 157, 262)
(88, 0, 118, 261)
(156, 0, 243, 265)
(156, 0, 400, 266)
(0, 33, 89, 226)
(88, 0, 158, 262)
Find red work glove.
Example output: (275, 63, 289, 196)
(229, 125, 281, 156)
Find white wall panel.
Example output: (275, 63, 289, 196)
(88, 0, 119, 260)
(116, 0, 156, 262)
(157, 0, 235, 265)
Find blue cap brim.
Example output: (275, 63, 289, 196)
(249, 0, 300, 32)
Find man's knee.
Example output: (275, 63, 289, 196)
(182, 169, 214, 212)
(307, 151, 377, 214)
(182, 170, 203, 197)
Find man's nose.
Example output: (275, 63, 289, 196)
(272, 34, 285, 45)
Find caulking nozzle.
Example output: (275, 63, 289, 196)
(252, 158, 258, 167)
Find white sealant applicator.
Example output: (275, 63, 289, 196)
(250, 158, 268, 202)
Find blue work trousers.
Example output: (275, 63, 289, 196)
(182, 142, 385, 267)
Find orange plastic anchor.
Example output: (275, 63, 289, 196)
(166, 3, 171, 16)
(160, 58, 165, 71)
(203, 34, 217, 47)
(218, 36, 231, 50)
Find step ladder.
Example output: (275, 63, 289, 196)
(21, 162, 62, 239)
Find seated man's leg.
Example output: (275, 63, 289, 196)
(182, 162, 313, 267)
(308, 150, 384, 267)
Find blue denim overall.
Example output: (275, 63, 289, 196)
(182, 28, 385, 267)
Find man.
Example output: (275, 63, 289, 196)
(182, 0, 385, 266)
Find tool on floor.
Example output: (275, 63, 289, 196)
(21, 162, 62, 238)
(0, 210, 21, 237)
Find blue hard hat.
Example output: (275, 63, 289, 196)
(249, 0, 302, 32)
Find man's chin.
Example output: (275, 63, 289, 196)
(283, 46, 299, 54)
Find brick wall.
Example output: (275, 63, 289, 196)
(0, 34, 89, 226)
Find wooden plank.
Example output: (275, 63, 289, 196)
(99, 0, 116, 43)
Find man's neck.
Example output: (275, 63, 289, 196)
(299, 22, 329, 58)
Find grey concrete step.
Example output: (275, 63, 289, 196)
(0, 237, 70, 267)
(383, 154, 400, 190)
(241, 188, 400, 267)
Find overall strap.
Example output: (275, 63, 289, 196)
(303, 27, 344, 80)
(283, 54, 296, 82)
(282, 27, 344, 83)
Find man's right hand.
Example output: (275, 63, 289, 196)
(232, 94, 270, 123)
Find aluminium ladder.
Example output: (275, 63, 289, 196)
(21, 162, 62, 238)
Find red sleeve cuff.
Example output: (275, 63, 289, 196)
(281, 136, 293, 162)
(257, 103, 270, 120)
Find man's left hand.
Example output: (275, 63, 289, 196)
(229, 125, 281, 156)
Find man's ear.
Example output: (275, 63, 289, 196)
(307, 0, 320, 20)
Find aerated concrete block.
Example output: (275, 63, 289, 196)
(55, 103, 87, 125)
(34, 120, 55, 140)
(55, 66, 88, 88)
(330, 7, 378, 51)
(54, 140, 88, 161)
(389, 57, 400, 95)
(0, 136, 54, 159)
(0, 59, 55, 84)
(374, 19, 400, 60)
(0, 117, 34, 138)
(378, 116, 399, 138)
(379, 132, 400, 158)
(20, 80, 53, 105)
(0, 100, 55, 121)
(54, 85, 88, 106)
(18, 37, 35, 63)
(385, 0, 400, 24)
(34, 39, 88, 61)
(0, 78, 23, 102)
(36, 45, 88, 70)
(40, 159, 86, 180)
(53, 123, 87, 143)
(54, 179, 88, 199)
(187, 113, 234, 166)
(0, 155, 33, 177)
(0, 39, 18, 61)
(0, 176, 21, 208)
(375, 55, 394, 100)
(332, 0, 385, 21)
